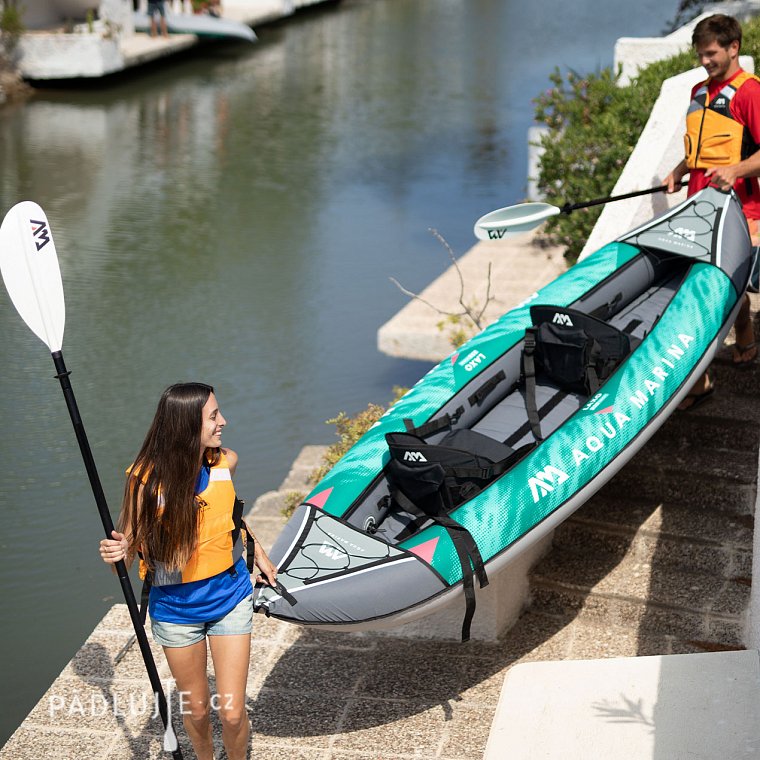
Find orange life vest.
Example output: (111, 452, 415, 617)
(135, 452, 245, 586)
(685, 71, 760, 169)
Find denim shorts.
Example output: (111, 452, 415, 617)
(150, 594, 253, 648)
(147, 0, 166, 17)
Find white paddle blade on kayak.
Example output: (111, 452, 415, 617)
(0, 201, 65, 353)
(473, 202, 561, 241)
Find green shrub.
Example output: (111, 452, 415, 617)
(281, 386, 409, 519)
(0, 1, 25, 59)
(533, 16, 760, 262)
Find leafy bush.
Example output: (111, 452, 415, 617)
(0, 0, 25, 59)
(281, 386, 408, 519)
(533, 15, 760, 262)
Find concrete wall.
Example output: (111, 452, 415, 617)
(23, 0, 100, 29)
(18, 33, 125, 78)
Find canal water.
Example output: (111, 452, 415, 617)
(0, 0, 678, 744)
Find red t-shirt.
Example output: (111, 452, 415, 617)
(687, 68, 760, 220)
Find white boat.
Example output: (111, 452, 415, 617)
(133, 11, 257, 42)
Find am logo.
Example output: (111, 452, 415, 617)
(30, 219, 51, 251)
(319, 542, 347, 561)
(527, 465, 569, 503)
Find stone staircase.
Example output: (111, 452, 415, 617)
(513, 343, 760, 659)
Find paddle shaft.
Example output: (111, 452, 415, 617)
(51, 351, 182, 760)
(561, 183, 678, 214)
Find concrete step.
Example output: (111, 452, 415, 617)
(599, 460, 757, 514)
(645, 399, 760, 452)
(551, 519, 752, 580)
(483, 651, 760, 760)
(624, 436, 758, 484)
(530, 552, 749, 647)
(573, 493, 754, 551)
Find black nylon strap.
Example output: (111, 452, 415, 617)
(468, 370, 506, 407)
(404, 415, 451, 438)
(522, 328, 542, 441)
(272, 580, 298, 606)
(589, 291, 622, 320)
(404, 407, 465, 439)
(586, 340, 602, 394)
(505, 390, 569, 448)
(241, 519, 256, 574)
(389, 486, 487, 642)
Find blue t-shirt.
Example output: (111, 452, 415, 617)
(148, 463, 252, 624)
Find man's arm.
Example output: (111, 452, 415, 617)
(708, 78, 760, 187)
(705, 149, 760, 187)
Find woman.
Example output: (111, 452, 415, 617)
(99, 383, 276, 760)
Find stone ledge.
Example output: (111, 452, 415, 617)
(484, 650, 760, 760)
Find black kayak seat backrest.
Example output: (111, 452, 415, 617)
(526, 305, 635, 395)
(385, 429, 516, 509)
(387, 429, 514, 472)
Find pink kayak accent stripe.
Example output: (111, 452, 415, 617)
(307, 487, 333, 509)
(408, 537, 439, 564)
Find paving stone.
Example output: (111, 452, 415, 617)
(551, 520, 750, 578)
(105, 729, 195, 760)
(359, 649, 487, 703)
(255, 643, 370, 697)
(653, 409, 760, 450)
(626, 440, 758, 483)
(0, 726, 114, 760)
(330, 699, 448, 754)
(247, 744, 328, 760)
(247, 691, 344, 749)
(439, 705, 495, 759)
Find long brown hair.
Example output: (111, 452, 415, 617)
(119, 383, 221, 573)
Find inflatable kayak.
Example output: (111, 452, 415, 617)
(253, 186, 753, 639)
(133, 11, 256, 42)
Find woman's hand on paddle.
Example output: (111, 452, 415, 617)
(254, 543, 278, 587)
(99, 530, 129, 565)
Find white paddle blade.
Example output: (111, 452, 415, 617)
(0, 201, 65, 352)
(473, 202, 561, 241)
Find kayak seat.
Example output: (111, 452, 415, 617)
(381, 428, 527, 641)
(520, 305, 634, 441)
(385, 429, 520, 518)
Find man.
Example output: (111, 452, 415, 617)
(147, 0, 169, 39)
(665, 14, 758, 409)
